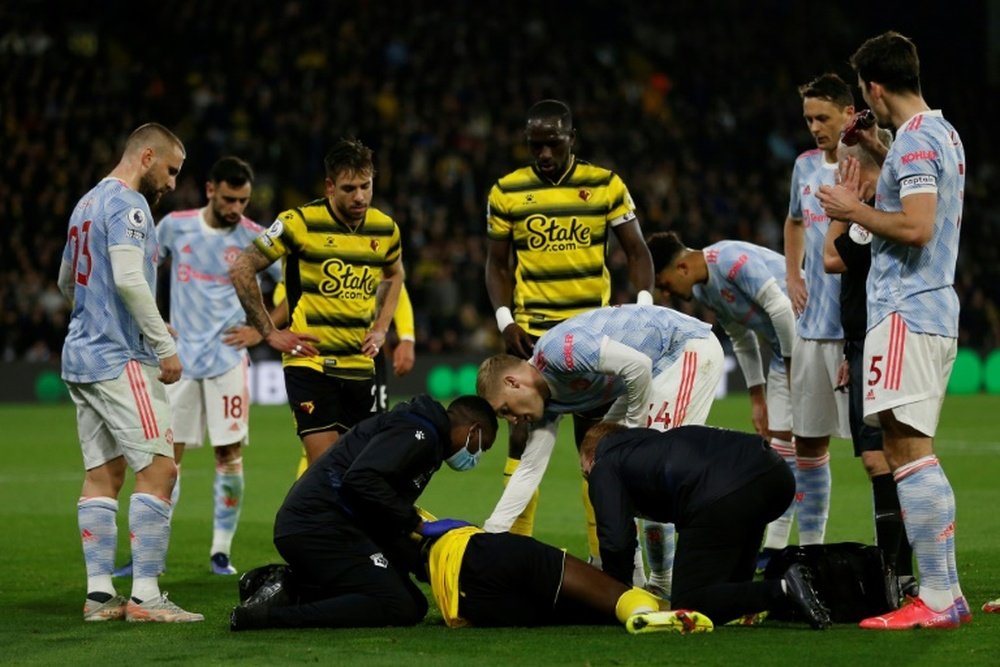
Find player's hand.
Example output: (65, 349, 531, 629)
(223, 324, 263, 349)
(817, 179, 863, 224)
(158, 354, 182, 384)
(835, 358, 850, 392)
(417, 518, 473, 538)
(787, 274, 808, 317)
(265, 329, 320, 357)
(393, 339, 415, 376)
(362, 329, 387, 359)
(840, 109, 875, 147)
(502, 324, 534, 359)
(750, 392, 769, 437)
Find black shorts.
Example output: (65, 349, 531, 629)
(373, 353, 388, 414)
(284, 366, 375, 438)
(457, 532, 566, 626)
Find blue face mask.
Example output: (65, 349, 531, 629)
(445, 427, 482, 471)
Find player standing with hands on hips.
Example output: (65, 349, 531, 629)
(817, 31, 970, 629)
(60, 123, 202, 622)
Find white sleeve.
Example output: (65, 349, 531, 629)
(602, 394, 629, 424)
(598, 336, 653, 428)
(755, 279, 795, 358)
(483, 419, 560, 533)
(723, 320, 765, 388)
(58, 259, 75, 305)
(110, 245, 176, 359)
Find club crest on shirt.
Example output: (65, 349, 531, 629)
(128, 208, 147, 228)
(369, 552, 389, 569)
(578, 189, 591, 202)
(370, 239, 380, 252)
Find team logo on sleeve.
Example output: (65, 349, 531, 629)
(848, 223, 873, 245)
(369, 552, 389, 569)
(127, 208, 147, 228)
(266, 219, 284, 239)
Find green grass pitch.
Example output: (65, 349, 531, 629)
(1, 394, 999, 665)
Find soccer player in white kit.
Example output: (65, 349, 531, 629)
(818, 31, 970, 629)
(783, 73, 854, 549)
(476, 304, 724, 596)
(156, 156, 281, 575)
(59, 123, 202, 623)
(647, 232, 800, 564)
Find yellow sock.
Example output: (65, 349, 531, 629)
(503, 457, 538, 536)
(582, 478, 600, 559)
(614, 587, 662, 623)
(295, 449, 308, 480)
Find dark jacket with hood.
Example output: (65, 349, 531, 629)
(274, 394, 451, 545)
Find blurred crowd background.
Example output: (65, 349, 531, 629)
(2, 0, 998, 365)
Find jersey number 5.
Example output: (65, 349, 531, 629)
(867, 355, 884, 387)
(69, 220, 93, 286)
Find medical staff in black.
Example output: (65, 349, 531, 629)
(230, 394, 498, 631)
(580, 422, 832, 629)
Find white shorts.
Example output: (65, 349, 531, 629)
(791, 337, 849, 439)
(166, 359, 250, 448)
(862, 313, 956, 437)
(766, 364, 793, 433)
(68, 360, 174, 471)
(645, 335, 724, 430)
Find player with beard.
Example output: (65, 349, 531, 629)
(114, 157, 282, 578)
(60, 123, 202, 622)
(230, 138, 405, 469)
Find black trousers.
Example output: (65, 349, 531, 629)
(846, 338, 883, 456)
(670, 461, 796, 624)
(268, 522, 428, 629)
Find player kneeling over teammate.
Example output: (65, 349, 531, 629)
(237, 521, 712, 635)
(230, 395, 496, 631)
(581, 422, 832, 629)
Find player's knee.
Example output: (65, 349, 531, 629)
(383, 586, 428, 626)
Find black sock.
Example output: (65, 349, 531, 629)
(871, 473, 913, 576)
(87, 591, 113, 603)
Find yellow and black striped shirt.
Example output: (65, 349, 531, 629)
(486, 158, 637, 336)
(254, 198, 401, 379)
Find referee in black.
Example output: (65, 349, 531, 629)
(581, 422, 831, 629)
(823, 135, 914, 599)
(231, 393, 497, 631)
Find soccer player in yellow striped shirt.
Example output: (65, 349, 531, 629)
(231, 138, 405, 467)
(483, 99, 656, 582)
